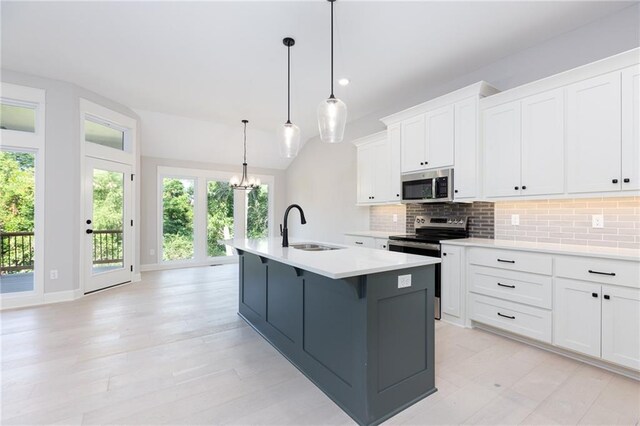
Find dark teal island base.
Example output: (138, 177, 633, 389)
(237, 251, 437, 425)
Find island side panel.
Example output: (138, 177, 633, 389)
(365, 265, 437, 423)
(237, 252, 369, 424)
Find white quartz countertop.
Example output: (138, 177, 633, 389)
(441, 238, 640, 261)
(344, 231, 397, 239)
(226, 238, 440, 279)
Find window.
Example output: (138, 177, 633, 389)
(162, 178, 195, 261)
(0, 103, 36, 133)
(0, 150, 36, 293)
(247, 184, 269, 239)
(207, 180, 234, 257)
(85, 118, 125, 150)
(91, 169, 125, 272)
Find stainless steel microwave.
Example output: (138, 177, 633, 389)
(401, 168, 454, 203)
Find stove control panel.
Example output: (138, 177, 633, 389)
(414, 215, 468, 229)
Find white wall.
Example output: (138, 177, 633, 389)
(1, 69, 140, 294)
(285, 4, 640, 243)
(140, 156, 286, 267)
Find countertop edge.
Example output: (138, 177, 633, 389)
(440, 238, 640, 261)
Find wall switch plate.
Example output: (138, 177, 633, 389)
(392, 214, 398, 223)
(398, 274, 411, 289)
(511, 214, 520, 226)
(150, 249, 155, 256)
(592, 214, 604, 228)
(50, 270, 58, 280)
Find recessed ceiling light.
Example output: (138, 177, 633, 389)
(338, 78, 350, 86)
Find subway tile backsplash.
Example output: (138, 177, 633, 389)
(495, 197, 640, 249)
(369, 202, 495, 238)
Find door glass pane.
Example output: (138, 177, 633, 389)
(247, 184, 269, 238)
(0, 151, 36, 293)
(162, 178, 195, 261)
(1, 103, 36, 133)
(92, 169, 124, 274)
(207, 180, 234, 257)
(85, 119, 125, 150)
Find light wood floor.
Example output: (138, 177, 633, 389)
(2, 265, 639, 425)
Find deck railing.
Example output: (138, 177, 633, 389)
(1, 230, 123, 274)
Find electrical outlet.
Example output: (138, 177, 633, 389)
(150, 249, 155, 256)
(398, 274, 411, 289)
(592, 214, 604, 228)
(392, 214, 398, 223)
(511, 214, 520, 226)
(50, 270, 58, 280)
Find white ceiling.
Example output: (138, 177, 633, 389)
(1, 1, 633, 169)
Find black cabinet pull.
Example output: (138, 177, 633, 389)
(588, 269, 616, 276)
(592, 292, 598, 298)
(522, 185, 527, 190)
(86, 229, 93, 234)
(425, 161, 428, 164)
(497, 258, 515, 264)
(442, 253, 447, 256)
(514, 186, 519, 190)
(498, 312, 515, 319)
(497, 282, 515, 288)
(454, 189, 458, 193)
(355, 241, 363, 245)
(420, 162, 424, 165)
(396, 193, 400, 197)
(604, 295, 610, 300)
(624, 178, 630, 183)
(612, 179, 619, 184)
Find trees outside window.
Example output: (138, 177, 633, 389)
(162, 178, 195, 261)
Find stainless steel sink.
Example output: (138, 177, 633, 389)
(290, 243, 343, 251)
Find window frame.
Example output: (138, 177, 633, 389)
(0, 83, 45, 307)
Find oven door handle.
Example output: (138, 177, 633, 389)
(387, 240, 441, 251)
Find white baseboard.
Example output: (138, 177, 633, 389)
(140, 257, 238, 272)
(1, 289, 82, 310)
(472, 321, 640, 381)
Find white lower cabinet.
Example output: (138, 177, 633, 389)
(462, 245, 639, 373)
(601, 285, 640, 370)
(553, 278, 602, 358)
(374, 238, 388, 250)
(441, 245, 462, 318)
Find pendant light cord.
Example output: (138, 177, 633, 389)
(287, 44, 291, 124)
(330, 0, 334, 98)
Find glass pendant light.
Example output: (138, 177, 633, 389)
(317, 0, 347, 144)
(278, 37, 301, 158)
(230, 120, 261, 190)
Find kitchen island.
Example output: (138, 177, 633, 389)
(226, 238, 440, 426)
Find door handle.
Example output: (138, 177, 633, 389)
(86, 229, 94, 234)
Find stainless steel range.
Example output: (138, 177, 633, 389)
(387, 215, 469, 320)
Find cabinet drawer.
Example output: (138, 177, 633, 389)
(344, 235, 375, 248)
(469, 265, 552, 309)
(468, 247, 552, 275)
(556, 256, 640, 288)
(469, 293, 552, 343)
(374, 238, 389, 250)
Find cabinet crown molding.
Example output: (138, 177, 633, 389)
(351, 130, 387, 147)
(380, 81, 499, 126)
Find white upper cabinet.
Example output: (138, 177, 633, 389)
(354, 132, 395, 205)
(484, 89, 564, 198)
(425, 104, 454, 169)
(567, 71, 622, 194)
(400, 114, 426, 173)
(622, 65, 640, 191)
(483, 101, 522, 198)
(388, 124, 402, 201)
(453, 97, 479, 199)
(521, 89, 565, 196)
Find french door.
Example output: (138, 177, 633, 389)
(84, 157, 133, 293)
